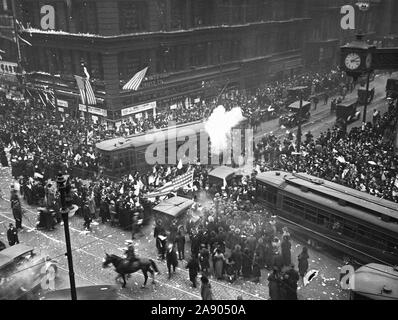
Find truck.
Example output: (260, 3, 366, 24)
(279, 100, 311, 128)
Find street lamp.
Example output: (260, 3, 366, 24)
(56, 172, 77, 300)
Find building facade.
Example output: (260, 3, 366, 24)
(0, 0, 395, 125)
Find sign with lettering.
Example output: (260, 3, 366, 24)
(340, 5, 355, 30)
(121, 101, 156, 116)
(57, 99, 68, 108)
(79, 104, 108, 117)
(40, 5, 55, 30)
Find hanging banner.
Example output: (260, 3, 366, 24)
(57, 99, 68, 108)
(121, 101, 156, 117)
(79, 104, 107, 117)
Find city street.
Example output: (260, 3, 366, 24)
(7, 70, 394, 300)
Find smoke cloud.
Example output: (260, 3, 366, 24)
(205, 105, 245, 154)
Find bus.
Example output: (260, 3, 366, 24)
(255, 171, 398, 266)
(96, 119, 248, 177)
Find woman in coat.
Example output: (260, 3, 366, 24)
(213, 248, 225, 280)
(298, 246, 309, 278)
(200, 275, 213, 300)
(281, 235, 292, 267)
(241, 248, 252, 279)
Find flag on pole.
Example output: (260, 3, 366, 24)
(18, 34, 32, 46)
(74, 75, 97, 105)
(122, 67, 148, 91)
(145, 170, 194, 198)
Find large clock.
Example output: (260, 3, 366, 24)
(344, 53, 362, 70)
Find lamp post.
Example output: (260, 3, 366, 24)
(56, 173, 77, 300)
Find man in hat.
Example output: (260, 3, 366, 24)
(198, 244, 210, 276)
(7, 223, 19, 246)
(166, 244, 178, 279)
(125, 243, 139, 268)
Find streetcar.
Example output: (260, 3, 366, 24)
(255, 171, 398, 266)
(96, 119, 248, 177)
(386, 78, 398, 100)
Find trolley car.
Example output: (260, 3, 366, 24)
(256, 171, 398, 266)
(96, 119, 248, 177)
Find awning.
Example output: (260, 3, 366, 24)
(153, 196, 194, 218)
(208, 166, 237, 181)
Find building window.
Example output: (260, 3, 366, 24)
(191, 0, 213, 27)
(71, 0, 98, 34)
(170, 0, 186, 29)
(119, 50, 149, 83)
(190, 43, 207, 67)
(119, 1, 148, 33)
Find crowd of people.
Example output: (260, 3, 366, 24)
(0, 65, 396, 300)
(254, 100, 398, 202)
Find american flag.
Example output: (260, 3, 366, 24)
(123, 67, 148, 91)
(74, 75, 97, 105)
(145, 169, 194, 198)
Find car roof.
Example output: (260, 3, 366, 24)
(0, 244, 34, 269)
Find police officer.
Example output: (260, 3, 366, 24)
(7, 223, 19, 246)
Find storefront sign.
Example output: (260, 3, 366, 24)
(57, 99, 68, 108)
(121, 101, 156, 117)
(79, 104, 108, 117)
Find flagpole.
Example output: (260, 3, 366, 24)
(10, 0, 24, 93)
(81, 60, 89, 146)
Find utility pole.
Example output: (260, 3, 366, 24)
(56, 173, 77, 300)
(362, 71, 371, 123)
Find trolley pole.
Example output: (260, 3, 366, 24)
(56, 173, 77, 300)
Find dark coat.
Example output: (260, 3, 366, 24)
(241, 252, 252, 278)
(166, 247, 178, 267)
(281, 238, 292, 266)
(201, 283, 213, 300)
(186, 258, 200, 277)
(298, 252, 309, 277)
(175, 233, 185, 251)
(7, 227, 19, 246)
(10, 193, 22, 220)
(268, 273, 280, 300)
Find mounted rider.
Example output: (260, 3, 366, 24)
(125, 243, 139, 268)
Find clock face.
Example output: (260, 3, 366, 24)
(345, 53, 361, 70)
(366, 53, 372, 69)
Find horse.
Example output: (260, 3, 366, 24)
(102, 253, 159, 288)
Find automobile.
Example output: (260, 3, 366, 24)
(0, 244, 58, 300)
(279, 100, 311, 128)
(335, 100, 361, 131)
(349, 263, 398, 300)
(386, 78, 398, 99)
